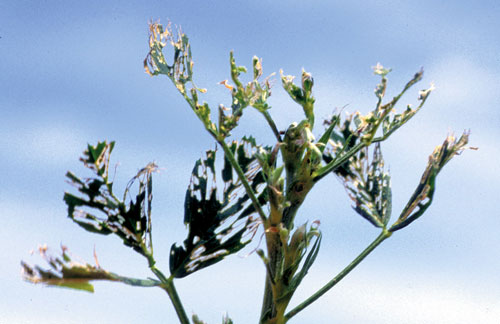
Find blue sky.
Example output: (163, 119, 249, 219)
(1, 1, 499, 323)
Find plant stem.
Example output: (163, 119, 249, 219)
(164, 277, 191, 324)
(149, 265, 190, 324)
(261, 110, 282, 142)
(260, 230, 282, 322)
(314, 142, 366, 182)
(284, 229, 392, 321)
(143, 245, 190, 324)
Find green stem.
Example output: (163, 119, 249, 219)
(314, 142, 366, 182)
(261, 110, 282, 142)
(164, 277, 191, 324)
(110, 274, 161, 287)
(284, 229, 392, 321)
(314, 135, 389, 182)
(260, 230, 282, 322)
(143, 245, 190, 324)
(149, 265, 190, 324)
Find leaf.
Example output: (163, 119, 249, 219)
(280, 69, 316, 126)
(192, 315, 206, 324)
(317, 115, 339, 154)
(390, 131, 471, 231)
(287, 231, 322, 293)
(360, 66, 429, 144)
(321, 112, 363, 178)
(277, 223, 321, 307)
(144, 21, 193, 84)
(218, 53, 274, 138)
(170, 138, 270, 278)
(21, 245, 161, 292)
(64, 141, 157, 256)
(144, 22, 218, 135)
(222, 314, 234, 324)
(329, 139, 392, 228)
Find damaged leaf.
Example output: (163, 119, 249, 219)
(390, 131, 471, 231)
(322, 112, 393, 227)
(21, 245, 160, 292)
(334, 143, 392, 228)
(170, 137, 270, 278)
(64, 141, 157, 256)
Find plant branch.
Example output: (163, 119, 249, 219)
(143, 245, 190, 324)
(163, 276, 190, 324)
(314, 142, 366, 182)
(261, 110, 282, 142)
(313, 132, 392, 182)
(284, 229, 391, 321)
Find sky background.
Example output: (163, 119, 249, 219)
(1, 1, 500, 323)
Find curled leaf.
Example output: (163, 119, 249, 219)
(390, 131, 471, 231)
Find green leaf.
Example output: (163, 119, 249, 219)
(288, 230, 321, 292)
(317, 115, 339, 154)
(222, 314, 234, 324)
(280, 69, 316, 127)
(64, 141, 157, 256)
(170, 138, 270, 278)
(321, 113, 362, 178)
(21, 245, 161, 292)
(277, 224, 321, 307)
(390, 132, 471, 231)
(330, 142, 392, 228)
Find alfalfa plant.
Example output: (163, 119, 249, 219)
(22, 21, 474, 324)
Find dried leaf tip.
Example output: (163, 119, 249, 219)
(373, 63, 392, 76)
(219, 80, 234, 90)
(419, 82, 435, 100)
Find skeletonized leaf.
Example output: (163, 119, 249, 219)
(64, 141, 157, 256)
(322, 112, 362, 178)
(170, 137, 269, 278)
(21, 245, 160, 293)
(325, 117, 392, 228)
(345, 144, 392, 228)
(390, 132, 471, 231)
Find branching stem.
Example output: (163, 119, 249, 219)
(143, 245, 190, 324)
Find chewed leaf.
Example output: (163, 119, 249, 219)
(321, 112, 363, 177)
(217, 52, 274, 138)
(21, 245, 161, 292)
(21, 245, 117, 293)
(332, 142, 392, 228)
(64, 141, 157, 256)
(390, 131, 471, 231)
(170, 137, 269, 278)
